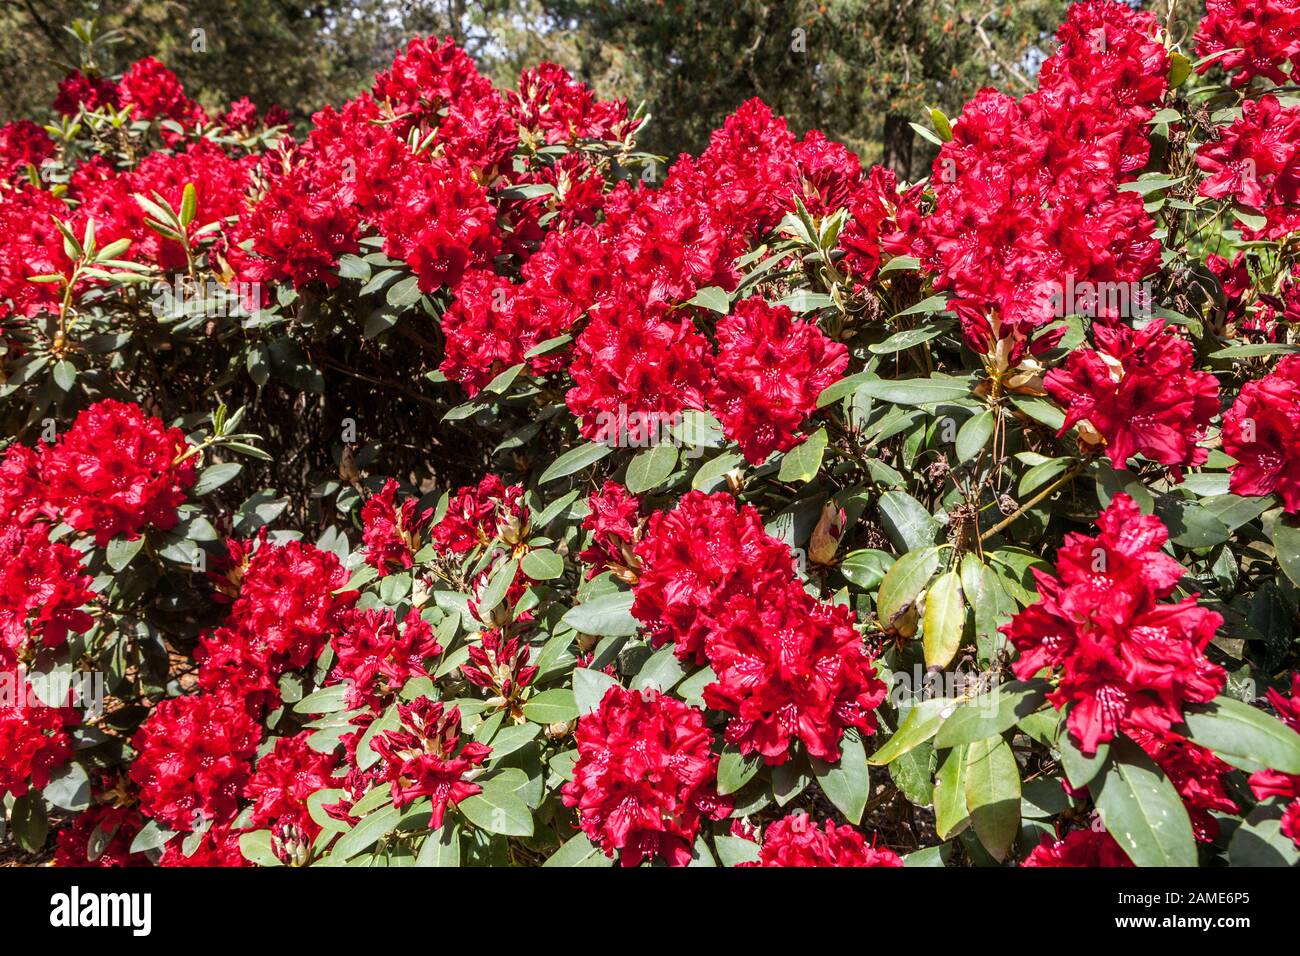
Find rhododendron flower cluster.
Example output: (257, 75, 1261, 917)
(41, 400, 197, 545)
(709, 297, 848, 464)
(372, 698, 490, 829)
(1222, 354, 1300, 511)
(1044, 320, 1219, 475)
(743, 814, 903, 868)
(1248, 676, 1300, 848)
(0, 685, 74, 799)
(332, 608, 441, 711)
(1196, 95, 1300, 240)
(432, 474, 525, 554)
(1195, 0, 1300, 88)
(563, 686, 730, 866)
(129, 693, 263, 831)
(361, 479, 433, 576)
(1021, 828, 1133, 867)
(1005, 495, 1225, 755)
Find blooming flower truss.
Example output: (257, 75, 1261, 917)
(2, 0, 1300, 870)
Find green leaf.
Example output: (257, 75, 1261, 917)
(293, 683, 349, 715)
(691, 451, 744, 491)
(955, 409, 994, 461)
(105, 535, 144, 572)
(878, 491, 940, 551)
(1183, 696, 1300, 775)
(922, 570, 965, 669)
(1057, 729, 1109, 790)
(1167, 50, 1192, 88)
(129, 818, 176, 854)
(561, 590, 637, 637)
(192, 461, 243, 497)
(631, 644, 688, 693)
(625, 443, 678, 494)
(458, 780, 534, 837)
(839, 549, 893, 590)
(717, 745, 761, 795)
(868, 325, 948, 355)
(331, 805, 402, 861)
(934, 680, 1049, 750)
(543, 830, 612, 867)
(811, 729, 871, 824)
(386, 274, 422, 308)
(521, 547, 564, 581)
(43, 762, 90, 812)
(933, 744, 970, 839)
(876, 546, 940, 628)
(870, 697, 953, 765)
(9, 795, 47, 853)
(777, 427, 827, 483)
(714, 834, 762, 867)
(538, 441, 613, 484)
(522, 688, 579, 724)
(686, 285, 730, 314)
(238, 830, 282, 866)
(52, 359, 77, 392)
(573, 667, 621, 714)
(415, 823, 461, 866)
(1094, 736, 1197, 867)
(964, 737, 1020, 862)
(855, 375, 971, 406)
(474, 558, 519, 619)
(1273, 522, 1300, 590)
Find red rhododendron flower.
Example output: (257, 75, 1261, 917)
(117, 57, 204, 129)
(439, 269, 575, 395)
(632, 491, 796, 664)
(0, 186, 72, 319)
(578, 481, 642, 580)
(0, 676, 74, 798)
(371, 697, 490, 829)
(1222, 354, 1300, 511)
(461, 628, 537, 704)
(231, 160, 360, 289)
(54, 802, 149, 868)
(708, 296, 847, 464)
(703, 578, 888, 764)
(566, 298, 713, 444)
(361, 478, 433, 576)
(331, 607, 441, 711)
(0, 442, 45, 527)
(562, 686, 730, 867)
(1044, 320, 1218, 475)
(53, 70, 120, 117)
(129, 692, 262, 831)
(511, 62, 634, 145)
(41, 400, 196, 546)
(1130, 728, 1238, 843)
(376, 160, 500, 292)
(1196, 95, 1300, 240)
(158, 825, 248, 867)
(1022, 827, 1133, 867)
(0, 522, 94, 669)
(432, 474, 525, 555)
(839, 165, 925, 285)
(745, 814, 902, 868)
(1248, 676, 1300, 848)
(0, 120, 56, 180)
(1196, 0, 1300, 89)
(1004, 494, 1225, 755)
(196, 538, 356, 710)
(244, 732, 340, 840)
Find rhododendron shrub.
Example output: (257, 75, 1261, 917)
(3, 2, 1300, 870)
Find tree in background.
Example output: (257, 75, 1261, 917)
(3, 1, 1185, 178)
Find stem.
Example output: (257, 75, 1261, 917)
(979, 458, 1089, 543)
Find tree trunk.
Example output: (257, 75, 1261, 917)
(882, 112, 914, 179)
